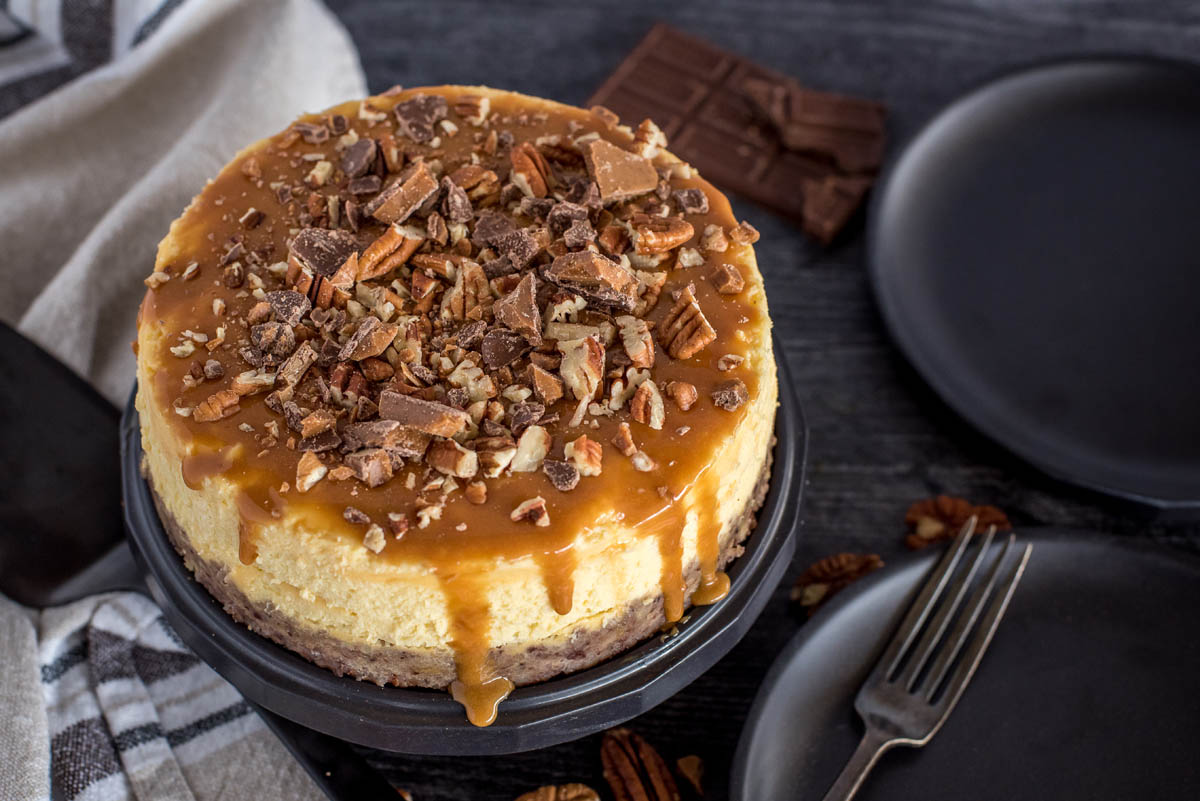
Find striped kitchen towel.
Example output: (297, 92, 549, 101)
(1, 592, 324, 801)
(0, 1, 366, 799)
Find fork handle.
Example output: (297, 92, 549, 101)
(819, 728, 896, 801)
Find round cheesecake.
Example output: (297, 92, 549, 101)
(135, 85, 777, 726)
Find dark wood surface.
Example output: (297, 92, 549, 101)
(324, 2, 1200, 798)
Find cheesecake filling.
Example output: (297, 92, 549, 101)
(137, 86, 775, 726)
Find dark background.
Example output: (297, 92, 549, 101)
(322, 2, 1200, 798)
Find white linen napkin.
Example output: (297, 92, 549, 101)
(0, 1, 368, 798)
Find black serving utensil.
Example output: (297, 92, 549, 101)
(0, 321, 393, 801)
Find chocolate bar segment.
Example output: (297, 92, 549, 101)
(589, 24, 886, 243)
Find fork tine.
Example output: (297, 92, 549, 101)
(873, 517, 977, 681)
(898, 526, 996, 690)
(925, 538, 1032, 704)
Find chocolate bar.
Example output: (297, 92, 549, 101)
(588, 24, 886, 243)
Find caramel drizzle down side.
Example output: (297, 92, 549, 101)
(441, 569, 514, 727)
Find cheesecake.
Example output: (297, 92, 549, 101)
(135, 86, 777, 726)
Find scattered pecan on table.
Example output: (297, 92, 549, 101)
(791, 553, 885, 616)
(904, 494, 1011, 550)
(601, 728, 681, 801)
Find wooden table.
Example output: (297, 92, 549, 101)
(324, 2, 1200, 797)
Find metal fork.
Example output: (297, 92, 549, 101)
(821, 518, 1032, 801)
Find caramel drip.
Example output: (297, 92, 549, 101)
(534, 542, 577, 616)
(655, 517, 686, 624)
(181, 446, 236, 490)
(441, 569, 513, 726)
(235, 487, 284, 566)
(690, 470, 730, 606)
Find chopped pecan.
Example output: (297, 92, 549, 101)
(629, 381, 666, 430)
(299, 409, 336, 438)
(676, 756, 704, 796)
(673, 188, 709, 215)
(465, 481, 488, 504)
(632, 118, 667, 159)
(700, 223, 728, 252)
(378, 390, 471, 437)
(277, 341, 317, 388)
(363, 523, 387, 554)
(792, 553, 884, 614)
(581, 138, 658, 204)
(453, 94, 490, 126)
(358, 224, 424, 280)
(510, 141, 552, 198)
(427, 439, 479, 479)
(601, 728, 680, 801)
(511, 496, 550, 526)
(231, 369, 276, 396)
(615, 315, 654, 368)
(632, 214, 694, 254)
(450, 163, 500, 203)
(295, 451, 327, 492)
(192, 389, 240, 422)
(475, 436, 518, 478)
(711, 379, 748, 411)
(612, 422, 637, 457)
(660, 284, 715, 359)
(510, 425, 551, 472)
(557, 335, 605, 401)
(564, 435, 603, 476)
(515, 784, 599, 801)
(717, 353, 744, 371)
(904, 495, 1012, 550)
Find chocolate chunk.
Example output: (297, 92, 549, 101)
(298, 428, 342, 453)
(250, 322, 296, 360)
(509, 401, 545, 437)
(517, 196, 555, 222)
(393, 94, 448, 143)
(743, 76, 886, 172)
(344, 506, 370, 524)
(493, 273, 542, 346)
(711, 378, 749, 411)
(445, 387, 470, 409)
(344, 447, 393, 487)
(544, 251, 638, 312)
(482, 255, 516, 279)
(588, 24, 885, 239)
(266, 290, 310, 326)
(328, 114, 348, 135)
(672, 188, 709, 214)
(564, 178, 602, 209)
(472, 211, 517, 247)
(455, 319, 487, 349)
(547, 201, 589, 235)
(581, 138, 658, 204)
(543, 459, 580, 491)
(341, 419, 431, 458)
(480, 419, 508, 437)
(440, 176, 473, 223)
(493, 229, 539, 270)
(290, 228, 359, 277)
(378, 391, 470, 437)
(275, 185, 293, 205)
(341, 138, 377, 178)
(294, 121, 329, 144)
(366, 161, 439, 224)
(801, 174, 872, 245)
(480, 329, 529, 369)
(563, 218, 596, 250)
(348, 175, 382, 195)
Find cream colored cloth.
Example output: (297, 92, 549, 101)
(0, 0, 367, 406)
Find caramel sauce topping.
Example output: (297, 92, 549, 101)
(139, 87, 769, 726)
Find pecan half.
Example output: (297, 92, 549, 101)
(904, 495, 1012, 550)
(510, 141, 552, 198)
(791, 553, 884, 615)
(632, 214, 694, 254)
(515, 785, 599, 801)
(600, 728, 680, 801)
(659, 284, 715, 359)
